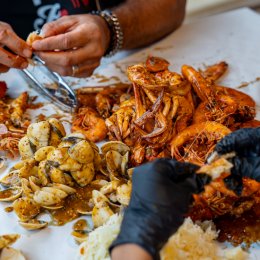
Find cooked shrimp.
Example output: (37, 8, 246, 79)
(72, 107, 108, 142)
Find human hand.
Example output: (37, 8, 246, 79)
(214, 127, 260, 157)
(110, 158, 211, 259)
(0, 22, 32, 73)
(213, 128, 260, 194)
(32, 14, 111, 77)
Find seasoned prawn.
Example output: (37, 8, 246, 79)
(10, 92, 29, 127)
(174, 96, 194, 133)
(190, 176, 260, 220)
(201, 61, 228, 82)
(182, 65, 239, 126)
(72, 107, 108, 142)
(216, 86, 256, 122)
(171, 121, 231, 165)
(95, 84, 131, 118)
(182, 65, 214, 102)
(127, 61, 183, 90)
(193, 85, 256, 126)
(192, 97, 238, 126)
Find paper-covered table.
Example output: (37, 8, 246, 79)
(0, 7, 259, 260)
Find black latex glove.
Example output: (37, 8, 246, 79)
(215, 127, 260, 157)
(110, 158, 211, 260)
(213, 128, 260, 195)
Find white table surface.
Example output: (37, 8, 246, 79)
(0, 7, 260, 260)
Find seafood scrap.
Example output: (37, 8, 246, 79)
(191, 169, 260, 222)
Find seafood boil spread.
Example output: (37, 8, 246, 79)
(0, 56, 260, 259)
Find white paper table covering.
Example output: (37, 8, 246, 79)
(0, 7, 259, 260)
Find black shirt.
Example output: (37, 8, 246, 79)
(0, 0, 124, 40)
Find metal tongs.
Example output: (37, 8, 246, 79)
(22, 55, 78, 113)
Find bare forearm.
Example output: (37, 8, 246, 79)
(113, 0, 186, 49)
(111, 244, 153, 260)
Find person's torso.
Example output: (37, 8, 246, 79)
(0, 0, 124, 39)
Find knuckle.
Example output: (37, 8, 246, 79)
(95, 46, 104, 57)
(61, 55, 72, 66)
(0, 22, 12, 30)
(54, 67, 69, 76)
(0, 28, 9, 41)
(44, 22, 57, 33)
(62, 35, 71, 49)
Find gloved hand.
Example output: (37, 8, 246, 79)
(214, 127, 260, 194)
(215, 127, 260, 157)
(110, 158, 211, 260)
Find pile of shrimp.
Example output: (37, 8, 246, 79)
(101, 57, 260, 233)
(109, 57, 259, 166)
(73, 57, 260, 227)
(73, 83, 132, 143)
(0, 83, 40, 158)
(74, 56, 259, 166)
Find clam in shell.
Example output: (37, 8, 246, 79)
(48, 118, 66, 147)
(0, 170, 20, 188)
(68, 140, 95, 164)
(19, 219, 48, 230)
(71, 163, 95, 187)
(101, 141, 130, 155)
(0, 187, 22, 202)
(13, 197, 41, 222)
(116, 182, 132, 206)
(0, 247, 26, 260)
(71, 230, 89, 244)
(0, 234, 20, 249)
(34, 146, 55, 162)
(27, 121, 51, 149)
(50, 183, 76, 195)
(77, 209, 92, 215)
(41, 204, 64, 210)
(72, 219, 91, 243)
(33, 190, 62, 206)
(59, 133, 86, 148)
(91, 190, 114, 228)
(0, 156, 7, 173)
(18, 136, 35, 159)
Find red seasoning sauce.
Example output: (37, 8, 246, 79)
(214, 205, 260, 246)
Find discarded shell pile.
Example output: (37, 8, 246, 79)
(0, 118, 132, 230)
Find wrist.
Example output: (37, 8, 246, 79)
(110, 201, 182, 259)
(111, 244, 152, 260)
(94, 15, 111, 55)
(91, 10, 124, 57)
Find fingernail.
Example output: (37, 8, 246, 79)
(21, 62, 28, 69)
(23, 49, 32, 58)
